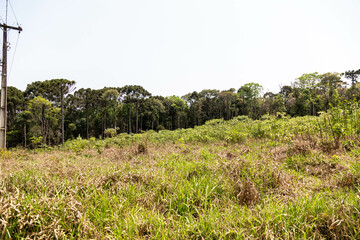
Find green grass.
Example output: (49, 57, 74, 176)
(1, 110, 360, 239)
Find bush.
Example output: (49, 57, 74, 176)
(104, 128, 117, 138)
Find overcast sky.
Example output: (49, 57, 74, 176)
(2, 0, 360, 96)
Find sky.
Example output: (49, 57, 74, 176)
(2, 0, 360, 97)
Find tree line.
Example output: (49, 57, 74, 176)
(2, 70, 360, 148)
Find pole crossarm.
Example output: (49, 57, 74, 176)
(0, 24, 22, 32)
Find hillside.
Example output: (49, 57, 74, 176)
(1, 105, 360, 239)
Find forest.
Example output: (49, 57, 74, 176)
(2, 70, 360, 148)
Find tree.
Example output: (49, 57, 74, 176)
(218, 91, 237, 120)
(15, 110, 32, 147)
(238, 83, 263, 118)
(6, 86, 25, 127)
(294, 72, 321, 115)
(344, 69, 360, 87)
(27, 96, 60, 145)
(143, 97, 165, 130)
(262, 92, 285, 115)
(319, 72, 344, 109)
(72, 88, 97, 139)
(52, 79, 76, 144)
(25, 79, 76, 144)
(199, 89, 220, 121)
(168, 96, 187, 129)
(182, 91, 202, 126)
(102, 89, 120, 129)
(120, 85, 151, 133)
(344, 69, 360, 100)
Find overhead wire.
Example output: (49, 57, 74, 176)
(8, 0, 18, 25)
(5, 0, 8, 24)
(8, 31, 20, 80)
(4, 0, 22, 80)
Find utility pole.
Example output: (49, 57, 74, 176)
(0, 23, 22, 149)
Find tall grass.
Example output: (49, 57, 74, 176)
(1, 103, 360, 239)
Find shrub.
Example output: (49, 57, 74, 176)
(104, 128, 117, 138)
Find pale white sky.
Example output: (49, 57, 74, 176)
(3, 0, 360, 96)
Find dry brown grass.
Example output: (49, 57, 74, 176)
(1, 137, 359, 239)
(234, 180, 260, 206)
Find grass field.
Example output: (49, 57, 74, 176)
(1, 109, 360, 239)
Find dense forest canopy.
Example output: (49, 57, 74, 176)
(2, 70, 360, 148)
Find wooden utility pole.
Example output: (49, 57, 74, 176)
(0, 24, 22, 149)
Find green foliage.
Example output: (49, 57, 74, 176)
(104, 128, 117, 138)
(29, 136, 43, 148)
(63, 135, 91, 153)
(68, 123, 77, 134)
(6, 70, 360, 148)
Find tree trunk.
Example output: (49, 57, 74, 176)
(135, 102, 139, 133)
(61, 86, 64, 145)
(104, 108, 107, 136)
(128, 105, 132, 134)
(86, 104, 89, 139)
(41, 106, 46, 144)
(23, 121, 26, 148)
(140, 115, 143, 132)
(114, 107, 117, 129)
(227, 102, 230, 120)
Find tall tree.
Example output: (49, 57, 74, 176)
(25, 79, 76, 144)
(143, 97, 165, 130)
(319, 72, 344, 109)
(6, 86, 25, 128)
(27, 96, 60, 145)
(15, 111, 32, 148)
(120, 85, 151, 133)
(344, 69, 360, 87)
(238, 83, 263, 118)
(219, 91, 237, 120)
(102, 89, 120, 129)
(295, 72, 321, 115)
(73, 88, 96, 139)
(199, 89, 220, 121)
(54, 79, 76, 144)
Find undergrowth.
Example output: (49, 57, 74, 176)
(1, 103, 360, 239)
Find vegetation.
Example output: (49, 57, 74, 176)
(2, 70, 360, 148)
(1, 101, 360, 239)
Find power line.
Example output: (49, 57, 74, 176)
(5, 0, 8, 24)
(8, 31, 20, 80)
(8, 0, 18, 25)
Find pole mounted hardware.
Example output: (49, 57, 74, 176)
(0, 23, 22, 149)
